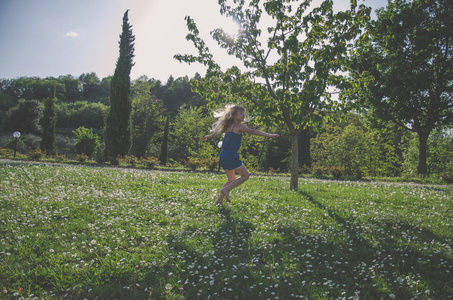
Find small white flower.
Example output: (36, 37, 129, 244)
(165, 283, 172, 290)
(90, 240, 96, 245)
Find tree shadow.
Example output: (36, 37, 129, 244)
(138, 191, 452, 299)
(299, 190, 453, 299)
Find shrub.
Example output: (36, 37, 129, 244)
(144, 156, 159, 169)
(186, 157, 201, 171)
(110, 156, 120, 166)
(200, 157, 217, 171)
(329, 165, 345, 179)
(440, 161, 453, 183)
(73, 127, 100, 158)
(75, 153, 88, 163)
(28, 147, 43, 160)
(299, 164, 311, 174)
(0, 147, 12, 157)
(311, 164, 327, 177)
(54, 153, 66, 162)
(125, 155, 137, 166)
(268, 167, 281, 174)
(55, 134, 75, 155)
(4, 134, 39, 155)
(440, 173, 453, 183)
(166, 158, 182, 168)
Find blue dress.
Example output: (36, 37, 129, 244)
(219, 123, 243, 171)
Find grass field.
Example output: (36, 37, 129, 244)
(0, 161, 452, 299)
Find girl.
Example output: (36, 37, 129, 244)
(203, 104, 280, 204)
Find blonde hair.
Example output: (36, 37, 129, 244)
(210, 104, 246, 136)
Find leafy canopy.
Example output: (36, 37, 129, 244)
(175, 0, 370, 132)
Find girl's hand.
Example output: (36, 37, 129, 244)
(269, 134, 280, 139)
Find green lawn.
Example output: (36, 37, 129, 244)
(1, 161, 452, 299)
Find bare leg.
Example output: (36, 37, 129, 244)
(215, 170, 235, 204)
(221, 165, 250, 196)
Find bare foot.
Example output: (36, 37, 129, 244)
(215, 192, 224, 205)
(221, 189, 231, 203)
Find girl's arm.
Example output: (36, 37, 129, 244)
(236, 123, 280, 138)
(203, 133, 217, 140)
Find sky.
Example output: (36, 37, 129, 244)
(0, 0, 387, 82)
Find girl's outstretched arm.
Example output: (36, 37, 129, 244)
(236, 123, 280, 138)
(203, 133, 217, 140)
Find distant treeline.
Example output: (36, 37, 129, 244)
(0, 73, 452, 180)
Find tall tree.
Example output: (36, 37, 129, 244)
(58, 75, 82, 102)
(348, 0, 453, 175)
(79, 73, 101, 102)
(104, 10, 135, 160)
(175, 0, 369, 189)
(2, 100, 42, 134)
(131, 76, 165, 158)
(41, 84, 57, 154)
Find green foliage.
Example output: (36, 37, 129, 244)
(58, 74, 82, 102)
(41, 84, 57, 154)
(73, 126, 100, 158)
(75, 153, 89, 162)
(0, 76, 65, 101)
(104, 10, 135, 160)
(428, 131, 453, 177)
(187, 141, 220, 171)
(0, 74, 111, 104)
(143, 156, 159, 169)
(2, 99, 43, 134)
(175, 0, 370, 189)
(162, 76, 207, 115)
(130, 77, 165, 158)
(77, 102, 108, 128)
(348, 0, 453, 174)
(79, 72, 102, 102)
(56, 101, 108, 129)
(27, 147, 43, 160)
(170, 105, 215, 162)
(311, 117, 401, 178)
(159, 115, 170, 165)
(0, 92, 16, 126)
(402, 131, 453, 181)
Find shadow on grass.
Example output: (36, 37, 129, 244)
(161, 198, 401, 299)
(300, 190, 453, 299)
(47, 190, 451, 299)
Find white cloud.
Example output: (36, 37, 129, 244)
(65, 32, 79, 38)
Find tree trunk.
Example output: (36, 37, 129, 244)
(299, 127, 311, 168)
(417, 132, 428, 175)
(290, 131, 299, 190)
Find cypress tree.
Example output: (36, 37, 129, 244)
(41, 84, 57, 154)
(104, 10, 135, 161)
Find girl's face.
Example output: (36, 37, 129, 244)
(234, 109, 246, 122)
